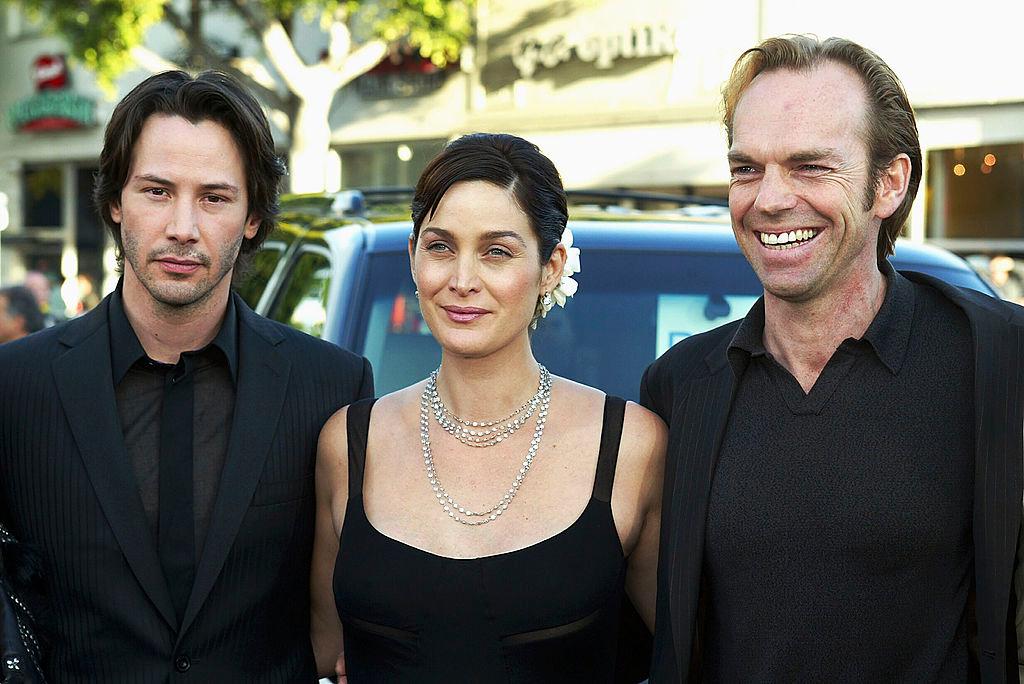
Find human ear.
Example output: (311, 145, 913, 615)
(874, 153, 911, 220)
(542, 243, 567, 293)
(408, 233, 418, 288)
(243, 214, 261, 239)
(109, 201, 122, 224)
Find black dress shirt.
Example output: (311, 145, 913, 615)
(109, 288, 237, 564)
(704, 263, 975, 681)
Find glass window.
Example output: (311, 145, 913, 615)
(236, 242, 286, 309)
(23, 164, 63, 228)
(237, 222, 301, 310)
(339, 139, 445, 188)
(926, 142, 1024, 240)
(269, 247, 332, 337)
(75, 166, 103, 294)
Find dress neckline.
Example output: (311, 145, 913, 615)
(347, 492, 623, 563)
(340, 393, 627, 563)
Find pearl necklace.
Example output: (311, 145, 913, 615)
(427, 367, 549, 447)
(419, 366, 552, 526)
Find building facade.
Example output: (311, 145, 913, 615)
(2, 0, 1023, 299)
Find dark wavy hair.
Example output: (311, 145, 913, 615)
(411, 133, 568, 263)
(722, 36, 922, 262)
(93, 70, 286, 273)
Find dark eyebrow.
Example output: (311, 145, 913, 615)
(420, 227, 527, 247)
(726, 150, 757, 165)
(482, 230, 527, 246)
(786, 148, 839, 164)
(129, 174, 240, 195)
(199, 182, 241, 195)
(727, 149, 840, 166)
(130, 173, 175, 187)
(420, 226, 454, 240)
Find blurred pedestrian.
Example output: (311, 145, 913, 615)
(75, 274, 101, 313)
(988, 254, 1024, 303)
(23, 270, 60, 326)
(0, 285, 44, 343)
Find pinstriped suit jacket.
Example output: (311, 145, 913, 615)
(641, 271, 1024, 684)
(0, 292, 373, 682)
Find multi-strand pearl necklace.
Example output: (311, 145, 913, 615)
(420, 366, 552, 526)
(426, 367, 548, 447)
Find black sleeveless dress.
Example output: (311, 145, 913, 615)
(333, 395, 629, 682)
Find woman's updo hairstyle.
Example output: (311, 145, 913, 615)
(411, 133, 568, 263)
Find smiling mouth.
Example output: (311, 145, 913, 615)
(757, 229, 819, 250)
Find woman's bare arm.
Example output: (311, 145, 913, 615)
(617, 402, 667, 632)
(311, 407, 350, 678)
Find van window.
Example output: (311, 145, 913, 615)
(269, 246, 332, 337)
(236, 242, 286, 309)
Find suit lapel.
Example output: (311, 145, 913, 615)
(179, 303, 290, 638)
(666, 341, 737, 679)
(52, 301, 178, 629)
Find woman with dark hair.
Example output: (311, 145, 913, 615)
(310, 133, 665, 681)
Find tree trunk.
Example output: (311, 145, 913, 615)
(188, 0, 203, 68)
(288, 83, 340, 194)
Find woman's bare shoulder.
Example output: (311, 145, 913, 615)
(619, 400, 668, 475)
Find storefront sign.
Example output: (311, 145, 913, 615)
(513, 23, 676, 79)
(7, 55, 96, 132)
(355, 53, 453, 100)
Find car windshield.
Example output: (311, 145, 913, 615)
(354, 249, 765, 400)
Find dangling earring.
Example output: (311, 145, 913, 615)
(541, 291, 553, 310)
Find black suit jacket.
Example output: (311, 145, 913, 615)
(0, 292, 373, 682)
(641, 272, 1024, 683)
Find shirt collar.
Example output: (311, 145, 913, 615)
(109, 282, 239, 384)
(726, 261, 915, 376)
(860, 261, 915, 375)
(726, 296, 767, 377)
(109, 284, 148, 385)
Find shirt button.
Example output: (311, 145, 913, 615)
(174, 655, 191, 672)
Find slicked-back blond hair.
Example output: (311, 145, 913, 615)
(722, 36, 921, 262)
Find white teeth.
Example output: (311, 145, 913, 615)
(759, 229, 818, 249)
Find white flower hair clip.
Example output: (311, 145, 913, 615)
(536, 227, 581, 325)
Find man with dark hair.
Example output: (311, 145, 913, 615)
(642, 36, 1024, 682)
(0, 71, 373, 681)
(0, 285, 44, 342)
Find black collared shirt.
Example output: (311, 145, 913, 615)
(109, 286, 238, 562)
(704, 263, 975, 681)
